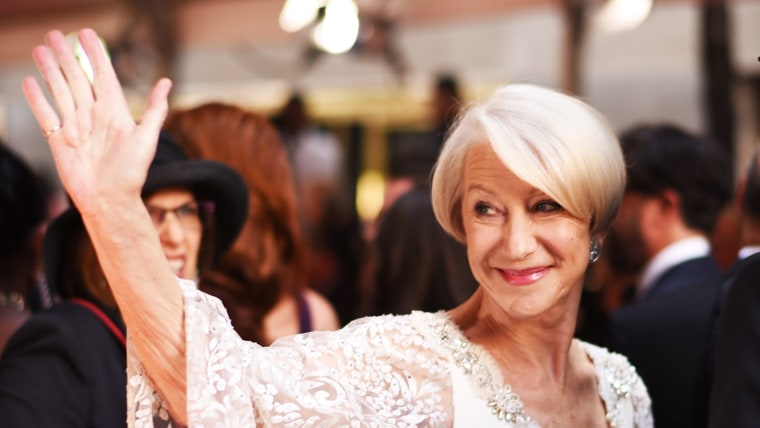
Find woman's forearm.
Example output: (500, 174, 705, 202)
(81, 195, 188, 424)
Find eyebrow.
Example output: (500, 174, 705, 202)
(466, 182, 497, 195)
(466, 181, 549, 200)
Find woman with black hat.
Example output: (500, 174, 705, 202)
(0, 132, 248, 427)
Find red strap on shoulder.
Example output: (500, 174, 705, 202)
(70, 298, 127, 348)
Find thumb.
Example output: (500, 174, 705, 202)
(137, 78, 172, 136)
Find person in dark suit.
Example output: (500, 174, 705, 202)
(706, 253, 760, 427)
(0, 133, 248, 427)
(0, 142, 47, 355)
(703, 148, 760, 427)
(606, 124, 733, 428)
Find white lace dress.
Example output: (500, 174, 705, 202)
(127, 279, 652, 427)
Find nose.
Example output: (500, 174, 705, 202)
(156, 212, 185, 247)
(502, 213, 537, 261)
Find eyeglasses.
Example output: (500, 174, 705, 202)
(146, 202, 201, 229)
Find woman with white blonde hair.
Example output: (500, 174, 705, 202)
(23, 28, 652, 427)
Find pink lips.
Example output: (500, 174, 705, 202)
(499, 266, 549, 286)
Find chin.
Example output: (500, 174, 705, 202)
(498, 295, 563, 318)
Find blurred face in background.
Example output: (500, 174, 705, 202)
(145, 188, 202, 281)
(604, 191, 652, 275)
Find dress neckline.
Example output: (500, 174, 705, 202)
(412, 311, 636, 428)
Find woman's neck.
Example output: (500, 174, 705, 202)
(447, 288, 579, 386)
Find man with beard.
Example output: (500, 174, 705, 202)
(606, 124, 732, 428)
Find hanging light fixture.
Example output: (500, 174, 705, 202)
(592, 0, 653, 33)
(311, 0, 360, 54)
(279, 0, 325, 33)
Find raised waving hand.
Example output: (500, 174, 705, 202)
(22, 29, 188, 423)
(22, 28, 172, 213)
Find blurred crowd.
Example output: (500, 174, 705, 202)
(0, 70, 758, 428)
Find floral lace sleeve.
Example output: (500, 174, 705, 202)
(127, 279, 452, 427)
(126, 282, 650, 428)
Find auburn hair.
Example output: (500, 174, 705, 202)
(165, 103, 307, 343)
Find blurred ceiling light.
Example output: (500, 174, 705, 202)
(356, 169, 385, 223)
(311, 0, 360, 54)
(66, 32, 109, 84)
(279, 0, 325, 33)
(592, 0, 653, 33)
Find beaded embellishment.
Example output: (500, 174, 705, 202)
(435, 320, 538, 427)
(603, 358, 639, 427)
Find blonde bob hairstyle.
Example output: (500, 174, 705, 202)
(431, 83, 625, 243)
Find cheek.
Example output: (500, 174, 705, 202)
(546, 226, 589, 262)
(183, 234, 202, 277)
(187, 232, 203, 257)
(464, 222, 500, 260)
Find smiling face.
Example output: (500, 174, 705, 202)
(461, 143, 592, 320)
(144, 188, 202, 281)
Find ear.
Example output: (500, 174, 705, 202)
(592, 233, 606, 248)
(657, 188, 682, 218)
(638, 191, 678, 239)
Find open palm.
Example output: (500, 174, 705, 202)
(22, 29, 171, 214)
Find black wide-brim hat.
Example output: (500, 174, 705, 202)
(43, 131, 248, 296)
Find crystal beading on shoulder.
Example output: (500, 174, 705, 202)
(433, 314, 537, 428)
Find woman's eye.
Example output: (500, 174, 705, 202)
(535, 200, 562, 212)
(475, 202, 492, 215)
(176, 204, 200, 218)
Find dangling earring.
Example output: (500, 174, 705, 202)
(589, 239, 601, 263)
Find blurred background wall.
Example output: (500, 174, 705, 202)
(0, 0, 758, 221)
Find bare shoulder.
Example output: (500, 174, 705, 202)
(302, 288, 341, 331)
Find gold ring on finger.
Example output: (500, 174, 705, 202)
(43, 123, 63, 139)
